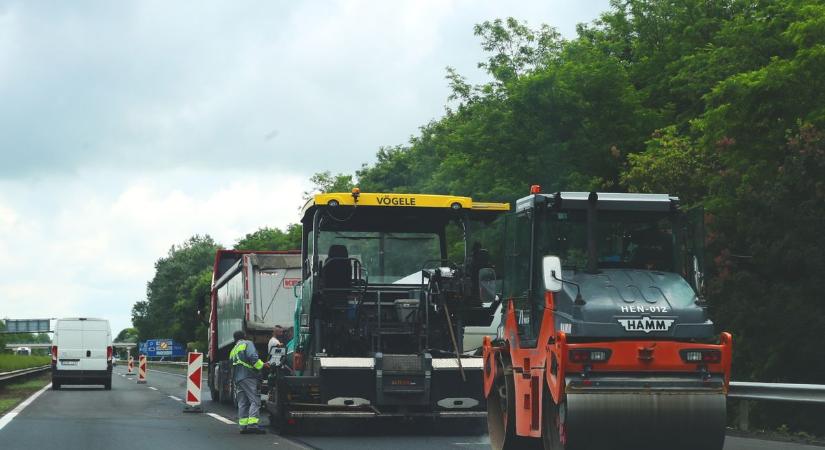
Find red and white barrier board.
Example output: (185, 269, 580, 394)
(127, 356, 134, 375)
(137, 355, 147, 384)
(184, 352, 203, 412)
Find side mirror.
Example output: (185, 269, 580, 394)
(542, 255, 563, 292)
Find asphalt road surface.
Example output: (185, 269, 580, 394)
(0, 366, 820, 450)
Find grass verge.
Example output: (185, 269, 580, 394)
(0, 354, 50, 372)
(0, 373, 50, 416)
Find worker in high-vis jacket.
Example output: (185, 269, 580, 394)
(230, 330, 269, 434)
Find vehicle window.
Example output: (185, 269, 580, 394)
(317, 231, 440, 283)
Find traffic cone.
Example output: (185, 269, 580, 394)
(183, 352, 203, 413)
(137, 355, 147, 384)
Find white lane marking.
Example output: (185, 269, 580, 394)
(207, 412, 235, 425)
(0, 383, 52, 431)
(148, 386, 158, 391)
(168, 395, 182, 402)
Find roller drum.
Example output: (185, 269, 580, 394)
(564, 391, 726, 450)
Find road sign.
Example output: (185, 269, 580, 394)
(2, 319, 51, 333)
(140, 339, 186, 358)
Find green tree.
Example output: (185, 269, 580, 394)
(304, 171, 355, 200)
(131, 235, 221, 345)
(235, 224, 302, 251)
(114, 327, 138, 343)
(319, 1, 825, 433)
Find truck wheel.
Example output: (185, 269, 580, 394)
(268, 387, 281, 428)
(487, 358, 540, 450)
(52, 382, 61, 390)
(104, 379, 112, 390)
(209, 367, 221, 402)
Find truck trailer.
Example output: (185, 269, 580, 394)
(207, 250, 302, 404)
(483, 189, 732, 450)
(266, 190, 509, 429)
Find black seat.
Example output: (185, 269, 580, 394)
(324, 245, 352, 290)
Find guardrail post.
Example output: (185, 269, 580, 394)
(737, 400, 751, 432)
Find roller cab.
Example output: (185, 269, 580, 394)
(483, 190, 732, 450)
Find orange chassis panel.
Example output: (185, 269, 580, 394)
(482, 292, 733, 439)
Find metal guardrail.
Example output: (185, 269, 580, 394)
(144, 361, 209, 369)
(729, 381, 825, 404)
(0, 365, 50, 386)
(6, 342, 136, 349)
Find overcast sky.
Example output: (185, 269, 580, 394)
(0, 1, 610, 337)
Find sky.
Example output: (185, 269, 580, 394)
(0, 0, 610, 337)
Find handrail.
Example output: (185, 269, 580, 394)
(729, 381, 825, 404)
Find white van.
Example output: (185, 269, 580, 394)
(51, 318, 113, 390)
(462, 303, 502, 351)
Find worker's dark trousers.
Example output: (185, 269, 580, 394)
(235, 377, 261, 429)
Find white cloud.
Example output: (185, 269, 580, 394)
(0, 170, 308, 334)
(0, 0, 610, 336)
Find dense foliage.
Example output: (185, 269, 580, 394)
(133, 0, 825, 432)
(131, 235, 220, 351)
(348, 0, 825, 433)
(131, 227, 301, 352)
(235, 224, 302, 252)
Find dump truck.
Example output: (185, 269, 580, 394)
(266, 190, 509, 428)
(483, 189, 732, 450)
(207, 250, 302, 404)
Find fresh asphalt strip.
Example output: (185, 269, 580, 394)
(137, 369, 240, 429)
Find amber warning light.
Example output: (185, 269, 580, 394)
(530, 184, 541, 194)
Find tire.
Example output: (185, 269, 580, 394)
(209, 364, 221, 403)
(542, 393, 576, 450)
(487, 356, 541, 450)
(268, 381, 288, 431)
(52, 382, 61, 390)
(104, 378, 112, 390)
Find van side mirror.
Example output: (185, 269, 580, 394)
(542, 256, 563, 292)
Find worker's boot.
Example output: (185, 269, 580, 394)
(239, 426, 248, 434)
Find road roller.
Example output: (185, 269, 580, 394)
(483, 189, 732, 450)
